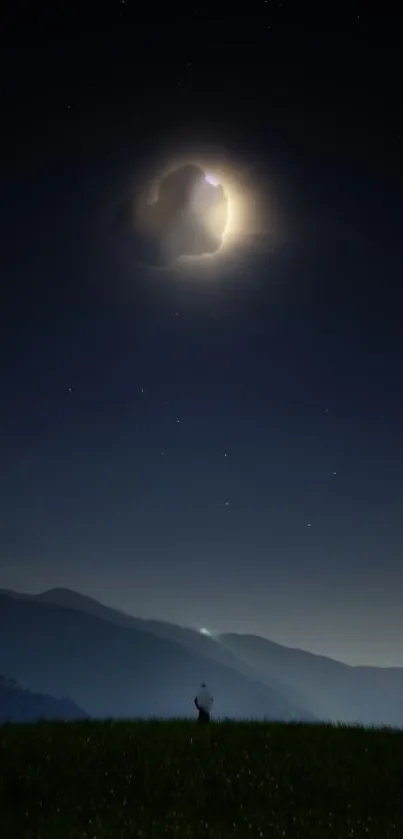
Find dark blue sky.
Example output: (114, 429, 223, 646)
(1, 9, 403, 664)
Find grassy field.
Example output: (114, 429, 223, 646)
(1, 719, 402, 838)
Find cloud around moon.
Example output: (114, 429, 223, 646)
(114, 163, 228, 268)
(111, 148, 280, 272)
(146, 163, 228, 261)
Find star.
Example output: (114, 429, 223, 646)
(306, 523, 312, 528)
(224, 501, 230, 506)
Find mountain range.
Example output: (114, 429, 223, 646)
(1, 587, 402, 726)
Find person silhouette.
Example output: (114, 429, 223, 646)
(194, 683, 213, 723)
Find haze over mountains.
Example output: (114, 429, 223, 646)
(1, 588, 402, 727)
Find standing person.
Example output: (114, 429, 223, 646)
(194, 683, 213, 723)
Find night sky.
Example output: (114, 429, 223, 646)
(1, 6, 403, 666)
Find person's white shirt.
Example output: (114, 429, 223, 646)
(196, 683, 213, 714)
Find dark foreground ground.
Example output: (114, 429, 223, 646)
(0, 719, 402, 838)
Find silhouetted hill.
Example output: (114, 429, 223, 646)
(219, 633, 403, 728)
(0, 675, 87, 723)
(0, 593, 312, 721)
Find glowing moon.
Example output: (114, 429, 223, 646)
(133, 144, 271, 270)
(128, 144, 279, 279)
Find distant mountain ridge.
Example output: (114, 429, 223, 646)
(218, 633, 403, 727)
(2, 587, 403, 727)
